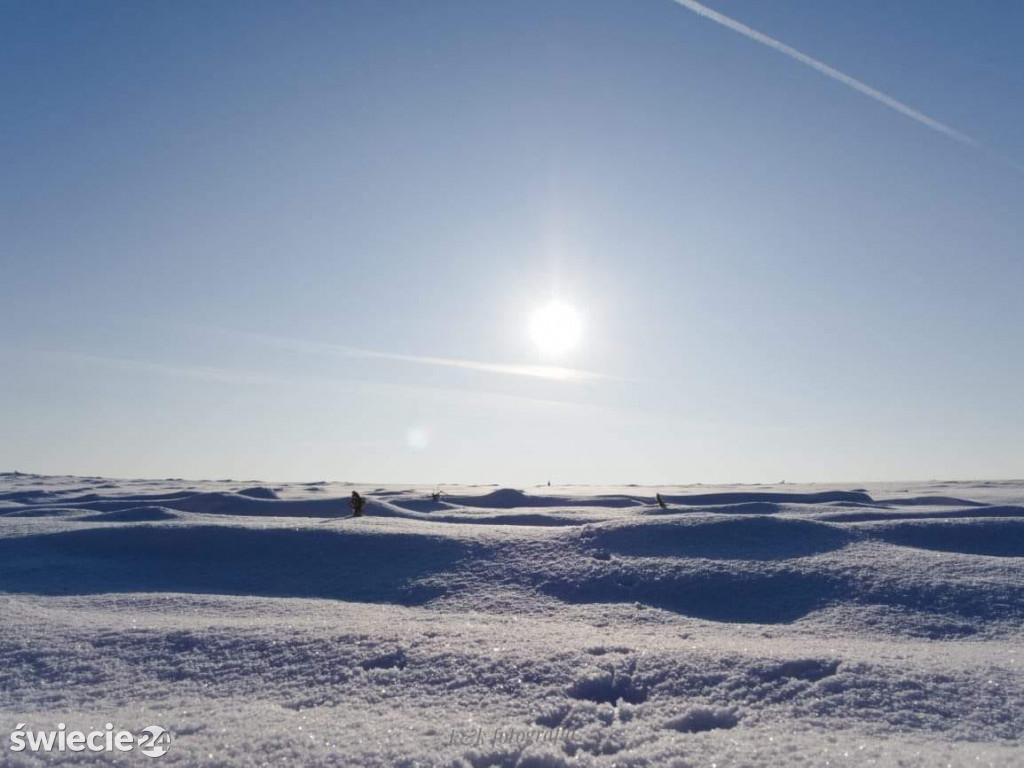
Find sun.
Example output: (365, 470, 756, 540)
(529, 301, 582, 356)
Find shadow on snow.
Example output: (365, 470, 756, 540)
(0, 525, 475, 605)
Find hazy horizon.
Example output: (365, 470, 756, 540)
(5, 469, 1023, 491)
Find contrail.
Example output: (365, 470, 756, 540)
(334, 346, 608, 382)
(671, 0, 983, 151)
(202, 327, 610, 382)
(30, 349, 617, 408)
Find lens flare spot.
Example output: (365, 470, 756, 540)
(406, 426, 431, 451)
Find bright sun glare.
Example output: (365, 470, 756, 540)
(529, 301, 582, 357)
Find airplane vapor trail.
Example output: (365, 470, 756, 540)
(671, 0, 1010, 162)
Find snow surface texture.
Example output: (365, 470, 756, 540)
(1, 474, 1023, 766)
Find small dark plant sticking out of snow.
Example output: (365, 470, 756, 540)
(665, 706, 740, 733)
(350, 491, 365, 517)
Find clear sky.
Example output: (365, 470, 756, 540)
(2, 0, 1022, 484)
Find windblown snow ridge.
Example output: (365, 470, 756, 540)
(583, 515, 856, 560)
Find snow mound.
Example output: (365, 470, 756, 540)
(160, 492, 345, 517)
(389, 498, 460, 513)
(446, 488, 534, 508)
(445, 488, 641, 509)
(817, 504, 1024, 523)
(661, 490, 874, 506)
(1, 506, 86, 518)
(235, 486, 280, 500)
(543, 562, 843, 623)
(77, 506, 178, 522)
(60, 490, 199, 506)
(640, 501, 783, 516)
(879, 495, 988, 507)
(584, 516, 855, 560)
(860, 517, 1024, 557)
(432, 511, 596, 527)
(0, 489, 65, 503)
(0, 524, 476, 603)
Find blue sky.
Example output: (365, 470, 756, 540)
(2, 0, 1022, 484)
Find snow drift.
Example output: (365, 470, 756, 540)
(1, 475, 1023, 767)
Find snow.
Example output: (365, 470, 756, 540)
(1, 474, 1023, 766)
